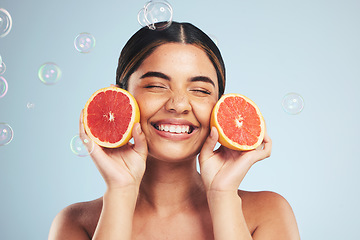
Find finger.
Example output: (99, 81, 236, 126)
(79, 109, 101, 155)
(256, 142, 264, 151)
(256, 131, 270, 150)
(79, 110, 90, 145)
(199, 127, 218, 162)
(131, 123, 148, 158)
(256, 119, 268, 151)
(253, 131, 272, 162)
(262, 131, 272, 157)
(79, 109, 85, 135)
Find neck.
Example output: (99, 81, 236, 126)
(137, 156, 206, 215)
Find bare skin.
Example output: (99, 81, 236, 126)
(50, 190, 298, 239)
(49, 43, 300, 240)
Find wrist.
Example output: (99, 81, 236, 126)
(206, 189, 242, 211)
(105, 185, 140, 200)
(206, 189, 239, 200)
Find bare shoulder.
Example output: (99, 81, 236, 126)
(48, 198, 103, 240)
(238, 190, 300, 239)
(239, 190, 293, 214)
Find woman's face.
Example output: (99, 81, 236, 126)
(127, 43, 219, 162)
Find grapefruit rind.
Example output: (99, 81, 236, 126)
(211, 93, 265, 151)
(83, 87, 140, 148)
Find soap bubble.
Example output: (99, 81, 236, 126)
(282, 93, 304, 114)
(138, 0, 173, 30)
(38, 62, 62, 85)
(145, 0, 173, 30)
(74, 33, 96, 53)
(0, 61, 6, 75)
(70, 134, 95, 157)
(0, 55, 2, 66)
(137, 8, 149, 28)
(0, 76, 8, 98)
(0, 8, 12, 38)
(0, 123, 13, 146)
(26, 102, 35, 109)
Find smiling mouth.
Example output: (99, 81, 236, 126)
(153, 123, 195, 134)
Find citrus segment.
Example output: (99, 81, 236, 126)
(83, 87, 140, 148)
(211, 94, 265, 151)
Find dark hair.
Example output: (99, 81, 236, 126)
(116, 22, 226, 97)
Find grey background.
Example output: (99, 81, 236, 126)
(1, 0, 359, 239)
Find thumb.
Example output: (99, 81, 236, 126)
(132, 123, 148, 158)
(79, 109, 98, 154)
(199, 127, 218, 162)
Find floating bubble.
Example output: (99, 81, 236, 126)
(38, 62, 62, 85)
(26, 102, 35, 109)
(0, 61, 6, 75)
(0, 76, 8, 98)
(282, 93, 304, 114)
(74, 33, 96, 53)
(0, 8, 12, 38)
(70, 134, 95, 157)
(137, 8, 150, 28)
(138, 0, 173, 30)
(145, 0, 173, 30)
(0, 123, 13, 146)
(0, 55, 2, 66)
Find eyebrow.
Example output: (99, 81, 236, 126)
(140, 71, 215, 87)
(140, 71, 170, 80)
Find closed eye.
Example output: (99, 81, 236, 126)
(145, 85, 166, 89)
(191, 89, 211, 95)
(144, 85, 168, 93)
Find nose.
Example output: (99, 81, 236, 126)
(165, 91, 192, 114)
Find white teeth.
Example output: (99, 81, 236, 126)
(182, 126, 187, 133)
(170, 125, 176, 132)
(184, 126, 190, 133)
(157, 124, 191, 134)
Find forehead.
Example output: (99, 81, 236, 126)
(139, 43, 218, 79)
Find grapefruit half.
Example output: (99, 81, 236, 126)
(83, 87, 140, 148)
(211, 94, 265, 151)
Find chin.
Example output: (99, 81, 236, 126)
(147, 145, 200, 163)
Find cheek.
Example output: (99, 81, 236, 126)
(134, 94, 164, 121)
(135, 98, 152, 121)
(193, 100, 217, 126)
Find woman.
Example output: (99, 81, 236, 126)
(49, 22, 300, 239)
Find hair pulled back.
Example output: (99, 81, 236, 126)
(116, 22, 226, 97)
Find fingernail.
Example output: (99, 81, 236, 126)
(210, 127, 214, 138)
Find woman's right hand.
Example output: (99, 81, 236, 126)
(79, 110, 148, 191)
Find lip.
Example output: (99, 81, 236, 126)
(151, 119, 198, 141)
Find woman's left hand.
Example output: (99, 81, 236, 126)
(198, 127, 272, 193)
